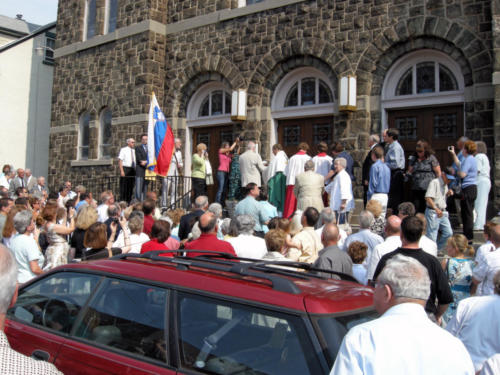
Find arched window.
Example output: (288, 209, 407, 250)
(198, 90, 231, 117)
(395, 62, 458, 96)
(271, 67, 335, 119)
(104, 0, 118, 34)
(284, 78, 333, 107)
(84, 0, 97, 40)
(99, 109, 112, 159)
(79, 112, 90, 160)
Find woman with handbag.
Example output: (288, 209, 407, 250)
(191, 143, 208, 199)
(449, 140, 478, 243)
(325, 157, 354, 228)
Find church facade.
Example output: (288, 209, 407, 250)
(50, 0, 498, 205)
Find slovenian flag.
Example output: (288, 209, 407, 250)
(147, 93, 175, 176)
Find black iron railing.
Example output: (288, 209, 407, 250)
(69, 175, 192, 209)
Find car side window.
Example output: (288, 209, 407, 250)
(8, 272, 101, 334)
(177, 292, 322, 375)
(73, 278, 168, 363)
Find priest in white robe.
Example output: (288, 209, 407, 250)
(265, 144, 288, 214)
(283, 143, 311, 218)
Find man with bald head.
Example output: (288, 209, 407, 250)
(366, 215, 402, 282)
(184, 212, 236, 257)
(313, 223, 353, 278)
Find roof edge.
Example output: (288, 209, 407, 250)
(0, 21, 56, 53)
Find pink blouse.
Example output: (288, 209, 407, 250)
(218, 152, 232, 172)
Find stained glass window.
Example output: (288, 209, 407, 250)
(416, 62, 435, 94)
(433, 113, 457, 139)
(284, 126, 301, 146)
(85, 0, 96, 40)
(313, 124, 332, 144)
(284, 79, 332, 107)
(439, 64, 458, 92)
(395, 117, 417, 140)
(100, 109, 112, 159)
(212, 91, 223, 115)
(301, 78, 316, 105)
(197, 133, 210, 150)
(319, 80, 333, 104)
(107, 0, 118, 33)
(285, 83, 298, 107)
(225, 92, 231, 114)
(197, 90, 231, 117)
(396, 68, 412, 96)
(79, 112, 90, 160)
(396, 61, 459, 96)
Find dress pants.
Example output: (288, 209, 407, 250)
(192, 177, 207, 199)
(162, 174, 181, 208)
(388, 169, 404, 214)
(460, 184, 477, 241)
(120, 167, 135, 202)
(474, 177, 491, 230)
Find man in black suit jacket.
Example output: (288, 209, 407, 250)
(135, 134, 149, 201)
(178, 195, 208, 240)
(362, 134, 380, 207)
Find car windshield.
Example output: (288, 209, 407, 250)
(313, 309, 379, 367)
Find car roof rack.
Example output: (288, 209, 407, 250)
(110, 250, 359, 294)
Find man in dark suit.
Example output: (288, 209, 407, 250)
(362, 134, 380, 207)
(135, 134, 149, 201)
(178, 195, 208, 240)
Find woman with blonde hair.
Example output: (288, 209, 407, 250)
(366, 199, 385, 237)
(70, 206, 98, 260)
(441, 234, 475, 323)
(192, 143, 208, 199)
(473, 141, 491, 230)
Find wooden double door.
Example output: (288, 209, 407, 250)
(277, 117, 334, 156)
(388, 104, 464, 170)
(192, 125, 235, 203)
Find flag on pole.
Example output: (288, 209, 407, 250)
(147, 92, 175, 177)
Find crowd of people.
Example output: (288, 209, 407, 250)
(0, 129, 497, 374)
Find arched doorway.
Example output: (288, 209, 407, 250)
(382, 50, 465, 168)
(271, 67, 335, 157)
(186, 82, 235, 202)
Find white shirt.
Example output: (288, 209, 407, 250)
(419, 235, 438, 257)
(352, 264, 368, 285)
(10, 234, 44, 284)
(0, 174, 9, 189)
(118, 145, 136, 168)
(113, 230, 150, 254)
(312, 154, 333, 178)
(331, 303, 475, 375)
(446, 295, 500, 372)
(480, 354, 500, 375)
(97, 204, 109, 223)
(473, 248, 500, 295)
(366, 235, 402, 281)
(227, 234, 267, 259)
(168, 149, 183, 176)
(265, 150, 288, 183)
(476, 241, 495, 267)
(325, 169, 354, 212)
(315, 225, 347, 249)
(284, 153, 311, 185)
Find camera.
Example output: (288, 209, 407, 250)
(236, 134, 245, 142)
(448, 146, 453, 151)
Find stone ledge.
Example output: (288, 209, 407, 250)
(70, 159, 113, 167)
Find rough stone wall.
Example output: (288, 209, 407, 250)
(166, 0, 232, 23)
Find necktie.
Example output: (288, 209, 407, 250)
(131, 148, 136, 168)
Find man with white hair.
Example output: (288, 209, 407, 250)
(23, 169, 36, 192)
(118, 138, 136, 202)
(331, 254, 474, 375)
(30, 176, 49, 197)
(447, 270, 500, 372)
(294, 160, 324, 213)
(239, 140, 266, 187)
(97, 190, 115, 223)
(162, 138, 183, 208)
(0, 245, 63, 374)
(325, 157, 354, 224)
(227, 215, 267, 259)
(8, 168, 24, 199)
(343, 210, 383, 260)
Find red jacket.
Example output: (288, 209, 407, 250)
(184, 233, 236, 257)
(140, 239, 174, 257)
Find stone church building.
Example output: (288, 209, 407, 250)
(50, 0, 499, 206)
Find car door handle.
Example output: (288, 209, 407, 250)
(31, 350, 50, 361)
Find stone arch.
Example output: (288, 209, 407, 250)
(355, 16, 492, 96)
(248, 38, 353, 107)
(169, 54, 246, 118)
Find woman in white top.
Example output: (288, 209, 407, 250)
(325, 158, 354, 223)
(10, 210, 44, 283)
(113, 211, 148, 253)
(474, 141, 491, 230)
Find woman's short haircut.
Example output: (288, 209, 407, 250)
(76, 206, 98, 230)
(84, 223, 108, 249)
(377, 254, 431, 301)
(265, 229, 287, 253)
(317, 141, 328, 153)
(347, 241, 368, 264)
(476, 141, 487, 154)
(463, 140, 477, 154)
(151, 220, 171, 243)
(272, 143, 283, 151)
(13, 210, 33, 234)
(235, 215, 255, 235)
(128, 215, 144, 234)
(298, 142, 309, 152)
(196, 143, 207, 152)
(366, 199, 383, 218)
(335, 157, 347, 168)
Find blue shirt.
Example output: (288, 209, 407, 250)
(385, 141, 405, 170)
(368, 160, 391, 199)
(460, 154, 478, 188)
(234, 196, 267, 232)
(259, 201, 278, 233)
(332, 151, 355, 180)
(343, 229, 384, 253)
(452, 150, 464, 172)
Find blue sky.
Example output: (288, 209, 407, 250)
(0, 0, 59, 26)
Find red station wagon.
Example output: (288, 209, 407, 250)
(6, 251, 375, 374)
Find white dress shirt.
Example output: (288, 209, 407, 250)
(168, 150, 183, 176)
(227, 234, 267, 259)
(284, 153, 311, 185)
(480, 354, 500, 375)
(476, 241, 495, 267)
(331, 303, 475, 375)
(118, 145, 136, 168)
(325, 169, 354, 212)
(473, 249, 500, 295)
(446, 295, 500, 372)
(97, 204, 109, 223)
(365, 235, 402, 280)
(312, 154, 333, 178)
(419, 235, 438, 257)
